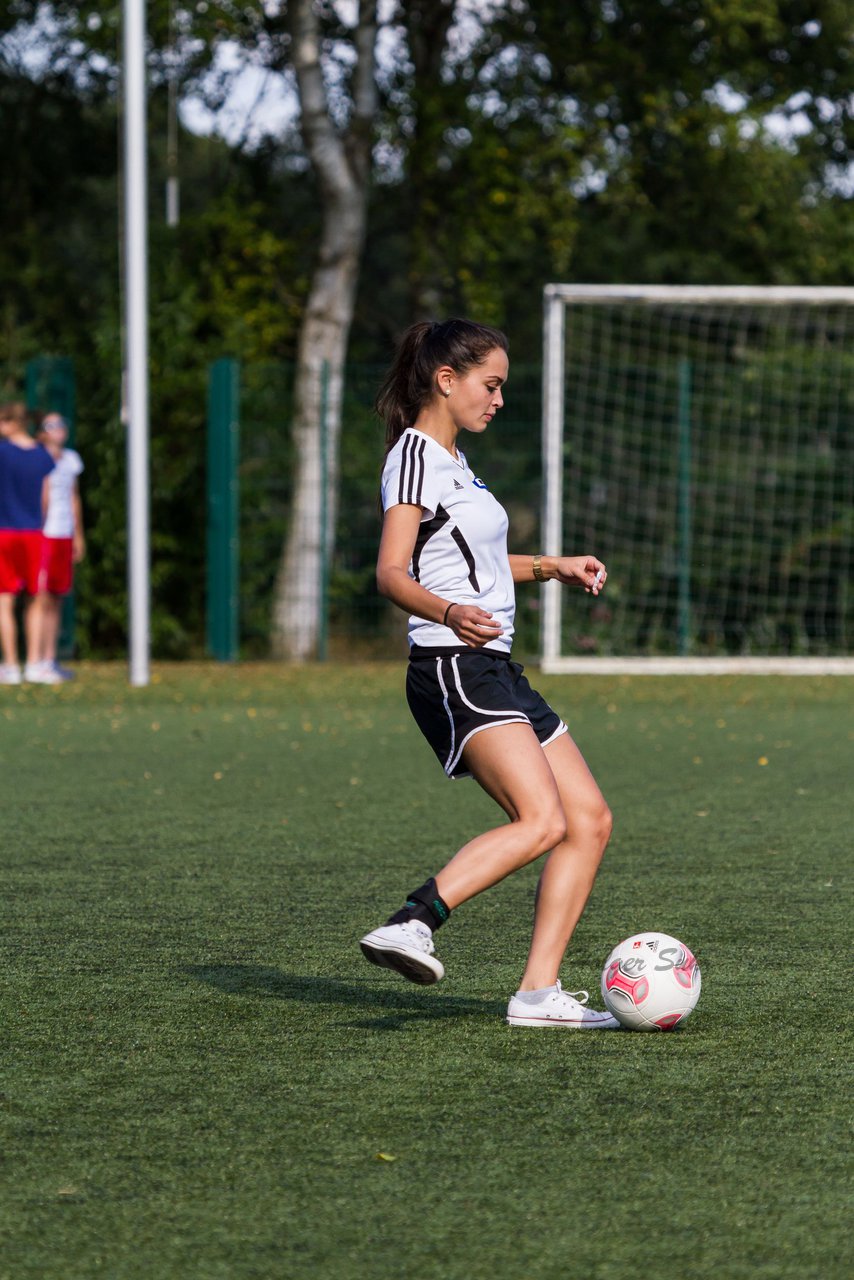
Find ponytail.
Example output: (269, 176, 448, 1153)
(376, 318, 508, 458)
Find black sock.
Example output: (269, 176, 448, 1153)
(386, 877, 451, 933)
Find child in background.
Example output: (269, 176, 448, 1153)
(36, 413, 85, 681)
(0, 403, 56, 684)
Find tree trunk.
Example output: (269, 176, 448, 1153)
(271, 0, 378, 660)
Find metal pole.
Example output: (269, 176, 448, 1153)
(541, 288, 566, 666)
(677, 358, 693, 655)
(123, 0, 150, 686)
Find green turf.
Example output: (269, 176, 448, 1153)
(0, 663, 851, 1279)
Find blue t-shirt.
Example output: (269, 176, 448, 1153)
(0, 441, 56, 530)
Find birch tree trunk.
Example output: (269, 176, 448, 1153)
(271, 0, 378, 659)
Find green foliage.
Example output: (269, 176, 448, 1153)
(238, 362, 295, 655)
(0, 65, 315, 654)
(1, 1, 852, 652)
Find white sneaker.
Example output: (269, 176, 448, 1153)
(0, 663, 22, 685)
(507, 980, 620, 1029)
(24, 661, 62, 685)
(359, 920, 445, 985)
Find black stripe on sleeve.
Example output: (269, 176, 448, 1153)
(406, 434, 419, 505)
(398, 434, 412, 505)
(407, 438, 425, 505)
(397, 434, 426, 507)
(414, 438, 426, 505)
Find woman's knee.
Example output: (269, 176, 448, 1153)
(521, 807, 568, 859)
(599, 801, 614, 845)
(581, 799, 613, 854)
(549, 797, 613, 858)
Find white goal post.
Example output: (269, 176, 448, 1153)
(540, 285, 854, 675)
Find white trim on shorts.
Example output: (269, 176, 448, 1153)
(540, 720, 569, 750)
(436, 654, 530, 777)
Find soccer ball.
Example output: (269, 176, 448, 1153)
(601, 932, 701, 1031)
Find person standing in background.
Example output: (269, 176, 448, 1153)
(36, 413, 85, 681)
(0, 403, 56, 684)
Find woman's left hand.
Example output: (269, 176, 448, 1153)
(552, 555, 606, 594)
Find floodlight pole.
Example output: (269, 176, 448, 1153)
(123, 0, 150, 686)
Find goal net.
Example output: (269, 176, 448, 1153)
(541, 285, 854, 674)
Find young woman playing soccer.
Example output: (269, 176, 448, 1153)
(359, 319, 618, 1029)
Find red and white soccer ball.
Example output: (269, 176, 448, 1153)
(601, 932, 702, 1031)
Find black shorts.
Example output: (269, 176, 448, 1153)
(406, 646, 567, 779)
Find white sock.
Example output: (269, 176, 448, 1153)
(513, 985, 558, 1005)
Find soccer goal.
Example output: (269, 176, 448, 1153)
(540, 285, 854, 674)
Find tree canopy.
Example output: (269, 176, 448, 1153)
(0, 1, 851, 654)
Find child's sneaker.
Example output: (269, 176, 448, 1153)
(24, 661, 62, 685)
(507, 980, 620, 1029)
(359, 920, 445, 985)
(0, 663, 22, 685)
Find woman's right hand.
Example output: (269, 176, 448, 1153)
(445, 603, 503, 648)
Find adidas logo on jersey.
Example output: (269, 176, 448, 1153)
(453, 479, 464, 489)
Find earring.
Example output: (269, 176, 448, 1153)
(442, 387, 451, 397)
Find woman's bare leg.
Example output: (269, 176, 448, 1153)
(438, 724, 611, 990)
(434, 722, 567, 908)
(0, 594, 18, 665)
(517, 732, 612, 990)
(362, 722, 611, 1003)
(40, 595, 61, 664)
(24, 596, 44, 668)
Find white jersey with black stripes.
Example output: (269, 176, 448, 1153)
(381, 428, 516, 652)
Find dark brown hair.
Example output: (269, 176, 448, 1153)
(0, 402, 27, 426)
(376, 318, 508, 455)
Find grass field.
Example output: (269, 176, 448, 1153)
(1, 663, 851, 1280)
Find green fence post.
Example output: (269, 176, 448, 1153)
(25, 356, 77, 434)
(25, 356, 78, 659)
(206, 358, 240, 661)
(317, 359, 331, 662)
(677, 357, 693, 656)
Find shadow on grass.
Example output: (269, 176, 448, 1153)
(183, 964, 502, 1029)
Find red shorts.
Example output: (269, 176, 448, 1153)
(40, 537, 74, 596)
(0, 530, 44, 595)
